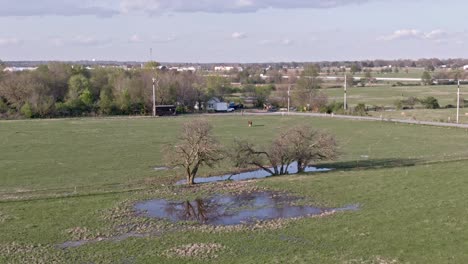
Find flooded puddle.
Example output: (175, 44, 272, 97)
(176, 162, 331, 185)
(135, 191, 358, 226)
(153, 166, 171, 171)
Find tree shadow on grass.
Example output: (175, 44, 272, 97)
(317, 158, 422, 172)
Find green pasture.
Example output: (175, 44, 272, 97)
(323, 84, 463, 107)
(1, 116, 468, 263)
(368, 108, 468, 123)
(354, 67, 426, 78)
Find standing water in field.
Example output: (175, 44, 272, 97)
(153, 166, 170, 171)
(175, 161, 331, 185)
(135, 191, 358, 226)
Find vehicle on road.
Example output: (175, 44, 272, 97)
(214, 102, 229, 112)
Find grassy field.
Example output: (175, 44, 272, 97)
(367, 108, 468, 123)
(355, 68, 426, 79)
(1, 116, 468, 263)
(322, 85, 463, 108)
(321, 84, 468, 124)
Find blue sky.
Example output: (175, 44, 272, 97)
(1, 0, 467, 62)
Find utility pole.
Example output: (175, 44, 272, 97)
(152, 77, 157, 117)
(344, 75, 348, 110)
(287, 84, 291, 115)
(457, 80, 460, 124)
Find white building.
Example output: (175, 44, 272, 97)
(3, 67, 37, 72)
(214, 66, 243, 72)
(206, 97, 221, 111)
(169, 66, 197, 72)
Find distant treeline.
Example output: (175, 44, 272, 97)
(5, 58, 468, 70)
(0, 63, 265, 119)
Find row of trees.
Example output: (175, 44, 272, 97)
(0, 63, 276, 118)
(8, 62, 454, 119)
(394, 96, 441, 110)
(167, 119, 338, 185)
(0, 62, 338, 119)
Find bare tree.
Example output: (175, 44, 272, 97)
(166, 119, 223, 185)
(283, 125, 337, 173)
(233, 125, 337, 175)
(232, 138, 292, 176)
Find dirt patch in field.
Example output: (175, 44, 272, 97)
(0, 242, 65, 263)
(0, 211, 14, 223)
(346, 256, 399, 264)
(163, 243, 226, 259)
(58, 180, 357, 249)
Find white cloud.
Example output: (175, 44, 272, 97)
(236, 0, 254, 8)
(129, 34, 144, 43)
(0, 0, 374, 17)
(281, 38, 293, 46)
(0, 37, 21, 46)
(119, 0, 373, 15)
(72, 36, 103, 46)
(0, 0, 117, 17)
(151, 35, 177, 43)
(423, 29, 448, 40)
(378, 29, 421, 41)
(231, 32, 247, 39)
(378, 29, 462, 44)
(48, 35, 111, 47)
(259, 39, 274, 45)
(49, 36, 107, 47)
(259, 38, 294, 46)
(49, 37, 65, 47)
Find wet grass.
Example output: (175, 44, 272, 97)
(1, 116, 468, 263)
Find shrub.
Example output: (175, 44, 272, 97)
(176, 105, 187, 114)
(394, 100, 403, 110)
(20, 102, 33, 118)
(79, 88, 94, 107)
(395, 97, 419, 110)
(420, 96, 440, 109)
(320, 101, 345, 114)
(98, 91, 114, 115)
(319, 105, 330, 114)
(354, 103, 367, 116)
(0, 99, 8, 113)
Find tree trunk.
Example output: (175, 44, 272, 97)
(297, 160, 305, 173)
(188, 175, 195, 185)
(186, 167, 195, 185)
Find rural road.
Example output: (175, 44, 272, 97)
(321, 76, 422, 82)
(217, 111, 468, 129)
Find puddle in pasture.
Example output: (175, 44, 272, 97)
(176, 162, 331, 185)
(135, 191, 358, 226)
(153, 166, 171, 171)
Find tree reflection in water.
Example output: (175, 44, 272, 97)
(135, 191, 359, 226)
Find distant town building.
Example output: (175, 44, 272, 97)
(3, 67, 37, 72)
(214, 66, 243, 72)
(169, 66, 197, 72)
